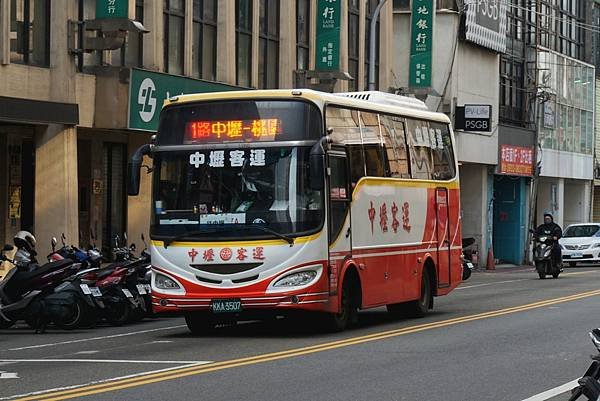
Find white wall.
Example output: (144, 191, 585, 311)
(540, 149, 594, 180)
(459, 164, 489, 264)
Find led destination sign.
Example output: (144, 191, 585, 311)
(185, 119, 283, 143)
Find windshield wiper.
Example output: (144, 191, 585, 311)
(162, 225, 295, 247)
(244, 224, 295, 246)
(163, 228, 225, 248)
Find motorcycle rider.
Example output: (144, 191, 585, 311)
(535, 212, 563, 271)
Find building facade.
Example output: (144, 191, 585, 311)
(0, 0, 394, 264)
(392, 0, 500, 266)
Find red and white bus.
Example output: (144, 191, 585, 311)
(128, 89, 462, 333)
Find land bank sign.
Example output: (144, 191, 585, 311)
(455, 104, 492, 132)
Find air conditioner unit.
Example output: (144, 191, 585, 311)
(335, 91, 429, 111)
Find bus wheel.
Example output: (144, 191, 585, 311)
(323, 279, 356, 332)
(408, 269, 433, 318)
(185, 312, 216, 336)
(387, 269, 433, 319)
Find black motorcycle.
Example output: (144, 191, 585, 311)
(530, 230, 561, 279)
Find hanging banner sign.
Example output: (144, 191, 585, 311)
(96, 0, 129, 19)
(409, 0, 435, 89)
(499, 145, 534, 176)
(315, 0, 341, 70)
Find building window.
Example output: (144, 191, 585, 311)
(192, 0, 217, 81)
(364, 0, 380, 90)
(348, 0, 359, 91)
(295, 0, 310, 88)
(236, 0, 252, 87)
(258, 0, 280, 89)
(9, 0, 50, 66)
(499, 58, 525, 125)
(164, 0, 185, 75)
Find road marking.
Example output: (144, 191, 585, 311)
(75, 351, 99, 355)
(458, 270, 600, 290)
(0, 359, 212, 365)
(9, 288, 600, 401)
(520, 378, 580, 401)
(457, 279, 528, 289)
(5, 325, 187, 352)
(0, 371, 19, 379)
(0, 363, 203, 401)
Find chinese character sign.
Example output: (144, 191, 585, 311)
(189, 149, 267, 169)
(184, 119, 282, 143)
(315, 0, 340, 71)
(499, 145, 534, 176)
(96, 0, 129, 19)
(409, 0, 435, 88)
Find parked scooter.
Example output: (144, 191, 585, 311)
(462, 237, 475, 280)
(568, 329, 600, 400)
(0, 232, 84, 332)
(530, 229, 561, 279)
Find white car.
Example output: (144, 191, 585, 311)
(559, 223, 600, 267)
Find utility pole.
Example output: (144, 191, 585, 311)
(368, 0, 387, 91)
(524, 0, 542, 265)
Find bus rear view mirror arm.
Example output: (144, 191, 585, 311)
(128, 143, 153, 196)
(309, 136, 331, 191)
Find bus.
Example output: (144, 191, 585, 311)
(128, 89, 462, 334)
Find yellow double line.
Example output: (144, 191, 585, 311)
(12, 288, 600, 401)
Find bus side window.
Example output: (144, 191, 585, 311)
(380, 115, 410, 178)
(360, 112, 385, 177)
(326, 106, 365, 187)
(405, 118, 434, 180)
(430, 122, 456, 180)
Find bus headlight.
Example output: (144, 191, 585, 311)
(155, 272, 181, 290)
(273, 270, 317, 287)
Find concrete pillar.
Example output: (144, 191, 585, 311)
(34, 125, 79, 256)
(279, 1, 295, 88)
(49, 0, 77, 102)
(584, 180, 592, 222)
(337, 0, 348, 92)
(357, 0, 366, 91)
(143, 0, 164, 71)
(459, 164, 488, 267)
(183, 0, 193, 76)
(379, 0, 393, 91)
(251, 0, 260, 88)
(127, 134, 153, 250)
(217, 0, 236, 84)
(0, 0, 9, 65)
(556, 178, 565, 228)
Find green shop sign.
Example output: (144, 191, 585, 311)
(128, 68, 242, 132)
(315, 0, 341, 71)
(409, 0, 434, 89)
(96, 0, 129, 19)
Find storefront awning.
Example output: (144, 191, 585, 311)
(0, 96, 79, 126)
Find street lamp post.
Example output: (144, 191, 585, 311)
(368, 0, 387, 91)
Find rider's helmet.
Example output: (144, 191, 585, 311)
(13, 231, 36, 253)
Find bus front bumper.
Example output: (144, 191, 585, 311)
(151, 291, 332, 314)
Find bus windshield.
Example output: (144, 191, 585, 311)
(152, 147, 324, 242)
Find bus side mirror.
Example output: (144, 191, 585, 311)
(309, 137, 329, 191)
(128, 144, 152, 196)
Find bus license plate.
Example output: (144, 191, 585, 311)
(571, 252, 583, 258)
(211, 299, 242, 314)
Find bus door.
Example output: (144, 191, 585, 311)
(435, 187, 451, 288)
(327, 151, 352, 296)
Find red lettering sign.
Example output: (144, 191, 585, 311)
(237, 248, 248, 261)
(379, 202, 388, 233)
(188, 248, 198, 263)
(203, 249, 215, 262)
(391, 202, 400, 233)
(220, 248, 232, 261)
(500, 145, 534, 177)
(402, 202, 411, 233)
(368, 201, 376, 234)
(253, 247, 265, 260)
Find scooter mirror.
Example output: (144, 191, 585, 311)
(591, 329, 600, 352)
(2, 244, 14, 252)
(51, 237, 57, 251)
(130, 243, 136, 252)
(61, 233, 66, 246)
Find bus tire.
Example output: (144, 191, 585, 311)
(406, 268, 433, 318)
(322, 277, 357, 332)
(185, 312, 216, 336)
